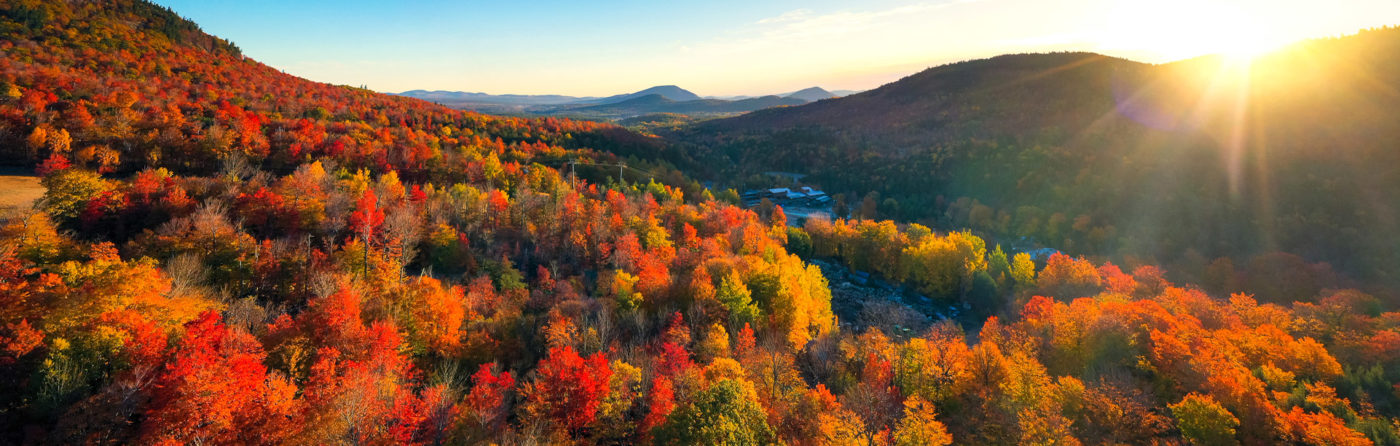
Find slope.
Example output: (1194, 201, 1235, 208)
(669, 32, 1400, 290)
(0, 0, 697, 178)
(0, 1, 833, 442)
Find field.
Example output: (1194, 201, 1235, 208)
(0, 169, 42, 215)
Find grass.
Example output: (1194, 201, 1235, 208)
(0, 168, 43, 216)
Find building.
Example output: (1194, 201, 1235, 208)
(739, 186, 834, 211)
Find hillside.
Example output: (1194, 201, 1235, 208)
(689, 52, 1152, 145)
(669, 31, 1400, 293)
(1, 2, 1397, 445)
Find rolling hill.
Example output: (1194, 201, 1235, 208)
(667, 29, 1400, 291)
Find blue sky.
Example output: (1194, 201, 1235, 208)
(156, 0, 1400, 97)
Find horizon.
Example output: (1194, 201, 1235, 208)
(7, 3, 1400, 445)
(154, 0, 1399, 97)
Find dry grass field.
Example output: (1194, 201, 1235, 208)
(0, 169, 42, 216)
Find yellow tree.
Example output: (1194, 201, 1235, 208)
(893, 396, 953, 446)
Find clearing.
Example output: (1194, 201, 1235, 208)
(0, 168, 42, 216)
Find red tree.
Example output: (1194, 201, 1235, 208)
(142, 311, 290, 444)
(348, 188, 385, 241)
(528, 346, 612, 432)
(465, 362, 515, 429)
(639, 375, 676, 440)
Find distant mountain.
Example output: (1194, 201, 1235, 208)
(829, 89, 862, 96)
(399, 85, 808, 120)
(396, 90, 590, 106)
(400, 85, 711, 115)
(567, 94, 806, 117)
(577, 85, 702, 105)
(782, 87, 835, 101)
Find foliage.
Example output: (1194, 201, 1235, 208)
(653, 379, 775, 445)
(1170, 393, 1240, 446)
(0, 3, 1396, 445)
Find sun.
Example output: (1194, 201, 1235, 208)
(1102, 0, 1291, 63)
(1213, 20, 1290, 62)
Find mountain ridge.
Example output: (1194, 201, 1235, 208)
(664, 32, 1400, 289)
(568, 93, 807, 117)
(397, 85, 849, 119)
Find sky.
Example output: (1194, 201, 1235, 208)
(156, 0, 1400, 97)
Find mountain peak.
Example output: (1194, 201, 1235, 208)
(627, 85, 701, 102)
(784, 87, 835, 101)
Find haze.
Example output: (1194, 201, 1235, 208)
(156, 0, 1399, 97)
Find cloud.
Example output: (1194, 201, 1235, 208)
(757, 8, 813, 25)
(686, 0, 982, 56)
(661, 0, 994, 95)
(754, 0, 986, 44)
(998, 31, 1098, 48)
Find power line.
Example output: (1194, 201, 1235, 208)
(548, 160, 660, 184)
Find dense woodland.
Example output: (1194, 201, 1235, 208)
(0, 1, 1398, 445)
(670, 30, 1400, 300)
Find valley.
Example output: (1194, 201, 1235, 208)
(0, 1, 1396, 445)
(399, 85, 844, 121)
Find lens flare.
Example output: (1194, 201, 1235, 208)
(1103, 0, 1292, 63)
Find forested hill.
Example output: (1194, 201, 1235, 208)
(669, 29, 1400, 294)
(0, 0, 687, 181)
(1, 1, 1398, 445)
(689, 52, 1151, 146)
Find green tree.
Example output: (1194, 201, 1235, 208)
(717, 272, 760, 326)
(967, 270, 999, 316)
(988, 245, 1011, 287)
(654, 379, 775, 445)
(718, 188, 741, 204)
(1170, 393, 1240, 446)
(1011, 252, 1036, 289)
(40, 169, 107, 223)
(785, 227, 813, 257)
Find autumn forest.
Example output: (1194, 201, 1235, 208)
(0, 1, 1398, 445)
